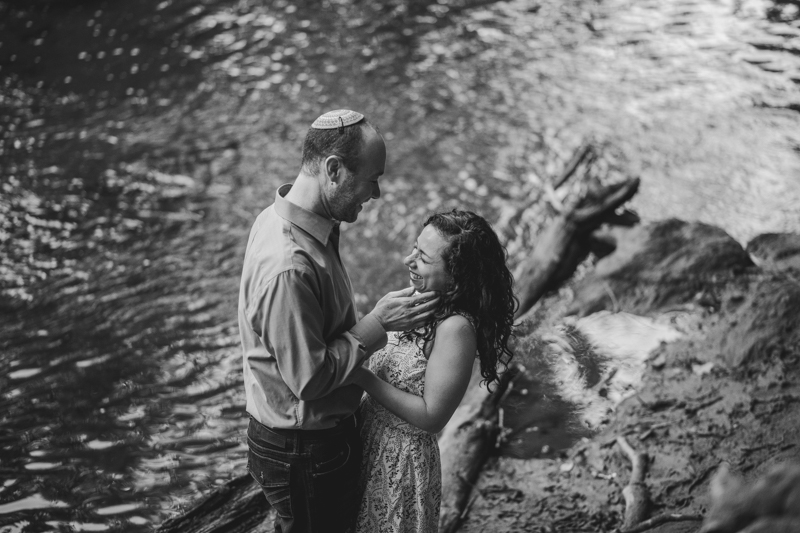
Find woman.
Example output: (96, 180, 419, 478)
(351, 209, 517, 533)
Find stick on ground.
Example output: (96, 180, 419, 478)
(616, 436, 651, 530)
(620, 513, 703, 533)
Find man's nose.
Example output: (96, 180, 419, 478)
(371, 182, 381, 199)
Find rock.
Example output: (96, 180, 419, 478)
(568, 219, 754, 317)
(746, 233, 800, 272)
(704, 277, 800, 368)
(699, 462, 800, 533)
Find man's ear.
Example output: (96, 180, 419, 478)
(324, 155, 343, 184)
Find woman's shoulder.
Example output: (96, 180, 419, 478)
(428, 314, 477, 360)
(435, 313, 476, 337)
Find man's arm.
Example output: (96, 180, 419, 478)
(248, 267, 384, 401)
(247, 268, 441, 402)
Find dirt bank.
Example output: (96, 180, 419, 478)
(460, 222, 800, 533)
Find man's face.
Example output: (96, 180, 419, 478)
(327, 127, 386, 223)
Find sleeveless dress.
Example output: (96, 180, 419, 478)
(353, 331, 441, 533)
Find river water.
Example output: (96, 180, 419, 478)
(2, 0, 800, 531)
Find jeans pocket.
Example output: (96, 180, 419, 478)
(311, 440, 351, 476)
(308, 440, 359, 530)
(247, 447, 293, 519)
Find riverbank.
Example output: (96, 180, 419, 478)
(460, 220, 800, 532)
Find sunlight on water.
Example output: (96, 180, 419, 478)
(117, 406, 147, 422)
(45, 522, 109, 532)
(95, 504, 143, 516)
(0, 495, 68, 514)
(0, 521, 29, 533)
(131, 470, 172, 492)
(6, 369, 41, 380)
(22, 463, 61, 471)
(75, 355, 113, 368)
(86, 440, 117, 450)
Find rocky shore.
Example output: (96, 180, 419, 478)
(460, 222, 800, 533)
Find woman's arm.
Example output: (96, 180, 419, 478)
(353, 315, 476, 434)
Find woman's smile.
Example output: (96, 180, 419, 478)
(404, 225, 451, 292)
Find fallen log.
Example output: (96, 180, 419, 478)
(514, 176, 640, 318)
(438, 363, 519, 533)
(553, 141, 596, 190)
(157, 473, 269, 533)
(499, 141, 601, 264)
(616, 436, 650, 530)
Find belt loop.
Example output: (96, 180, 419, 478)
(250, 416, 289, 449)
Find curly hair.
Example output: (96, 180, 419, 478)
(400, 210, 518, 390)
(300, 119, 378, 175)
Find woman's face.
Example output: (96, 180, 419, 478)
(403, 224, 451, 293)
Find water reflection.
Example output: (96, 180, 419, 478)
(0, 495, 69, 514)
(1, 0, 526, 303)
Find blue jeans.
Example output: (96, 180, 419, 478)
(246, 415, 362, 533)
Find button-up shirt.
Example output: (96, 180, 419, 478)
(239, 184, 387, 430)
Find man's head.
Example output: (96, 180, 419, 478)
(301, 110, 386, 223)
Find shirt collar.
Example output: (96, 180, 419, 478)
(274, 183, 337, 246)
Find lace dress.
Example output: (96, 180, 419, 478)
(353, 331, 441, 533)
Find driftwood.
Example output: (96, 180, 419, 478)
(156, 144, 641, 533)
(616, 436, 651, 530)
(553, 141, 596, 189)
(620, 513, 703, 533)
(514, 176, 640, 318)
(438, 364, 519, 533)
(157, 474, 268, 533)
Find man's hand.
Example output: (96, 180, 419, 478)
(369, 287, 440, 332)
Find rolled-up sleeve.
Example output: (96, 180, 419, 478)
(247, 266, 386, 402)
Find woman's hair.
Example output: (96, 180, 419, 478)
(400, 209, 518, 390)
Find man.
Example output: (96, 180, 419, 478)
(239, 109, 439, 533)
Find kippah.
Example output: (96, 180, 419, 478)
(311, 109, 365, 130)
